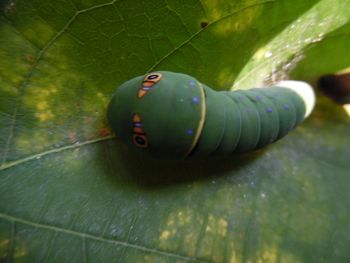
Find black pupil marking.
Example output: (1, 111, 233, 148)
(135, 136, 146, 145)
(147, 74, 158, 80)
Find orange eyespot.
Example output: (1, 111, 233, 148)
(133, 127, 143, 134)
(132, 113, 148, 148)
(144, 73, 162, 83)
(133, 113, 142, 123)
(143, 81, 154, 87)
(138, 73, 163, 98)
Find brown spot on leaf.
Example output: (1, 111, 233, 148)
(200, 21, 208, 28)
(25, 54, 34, 63)
(99, 128, 111, 137)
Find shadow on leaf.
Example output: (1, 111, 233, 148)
(98, 139, 262, 188)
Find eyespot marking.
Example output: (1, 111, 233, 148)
(138, 72, 163, 98)
(132, 113, 148, 148)
(133, 134, 148, 147)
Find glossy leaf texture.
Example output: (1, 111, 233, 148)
(1, 0, 350, 262)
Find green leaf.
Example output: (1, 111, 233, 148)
(1, 0, 350, 262)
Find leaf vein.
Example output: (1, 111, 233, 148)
(147, 0, 275, 72)
(43, 231, 58, 263)
(0, 212, 209, 262)
(6, 221, 15, 262)
(0, 136, 116, 171)
(82, 235, 88, 263)
(0, 0, 117, 166)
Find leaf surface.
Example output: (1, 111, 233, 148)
(1, 0, 350, 262)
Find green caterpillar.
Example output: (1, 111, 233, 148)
(107, 71, 315, 159)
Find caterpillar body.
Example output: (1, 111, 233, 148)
(107, 71, 315, 159)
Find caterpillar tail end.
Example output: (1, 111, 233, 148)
(277, 80, 315, 118)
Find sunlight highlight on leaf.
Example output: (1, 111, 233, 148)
(202, 0, 264, 35)
(232, 0, 350, 90)
(343, 104, 350, 117)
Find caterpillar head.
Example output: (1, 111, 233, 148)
(107, 71, 206, 159)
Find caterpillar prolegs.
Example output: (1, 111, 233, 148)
(107, 71, 315, 159)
